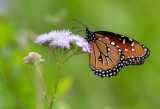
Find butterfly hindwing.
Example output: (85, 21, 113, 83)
(94, 31, 150, 66)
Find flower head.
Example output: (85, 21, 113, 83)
(68, 34, 91, 52)
(35, 29, 91, 53)
(23, 52, 44, 65)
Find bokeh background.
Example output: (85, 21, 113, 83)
(0, 0, 160, 109)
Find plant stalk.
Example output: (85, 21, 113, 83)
(49, 63, 62, 108)
(34, 64, 50, 108)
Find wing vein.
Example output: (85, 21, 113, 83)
(97, 40, 119, 54)
(109, 52, 119, 61)
(94, 41, 115, 66)
(94, 42, 103, 67)
(92, 42, 97, 68)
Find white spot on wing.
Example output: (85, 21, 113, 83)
(111, 42, 115, 45)
(123, 39, 125, 44)
(145, 48, 147, 52)
(132, 48, 135, 51)
(131, 42, 134, 46)
(129, 38, 133, 41)
(105, 37, 109, 39)
(125, 49, 128, 51)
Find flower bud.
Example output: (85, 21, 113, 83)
(23, 52, 44, 65)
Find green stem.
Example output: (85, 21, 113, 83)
(62, 49, 83, 64)
(34, 64, 50, 108)
(49, 46, 82, 108)
(49, 63, 62, 108)
(62, 46, 78, 64)
(62, 54, 74, 64)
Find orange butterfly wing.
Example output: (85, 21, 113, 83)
(94, 31, 150, 66)
(89, 33, 125, 78)
(86, 28, 150, 78)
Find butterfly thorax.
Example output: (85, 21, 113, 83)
(85, 28, 95, 42)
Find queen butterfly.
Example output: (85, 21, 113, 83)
(72, 19, 150, 78)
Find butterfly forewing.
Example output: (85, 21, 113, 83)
(89, 33, 125, 78)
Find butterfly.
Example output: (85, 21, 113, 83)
(72, 19, 150, 78)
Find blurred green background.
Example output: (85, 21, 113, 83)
(0, 0, 160, 109)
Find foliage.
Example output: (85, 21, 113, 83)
(0, 0, 160, 109)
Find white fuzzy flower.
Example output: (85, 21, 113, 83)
(23, 52, 44, 65)
(35, 29, 91, 53)
(68, 34, 91, 53)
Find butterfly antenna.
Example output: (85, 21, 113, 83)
(76, 30, 85, 34)
(71, 27, 86, 29)
(72, 19, 88, 28)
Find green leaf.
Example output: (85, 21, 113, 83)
(56, 76, 73, 96)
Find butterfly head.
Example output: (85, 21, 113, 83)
(85, 28, 95, 42)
